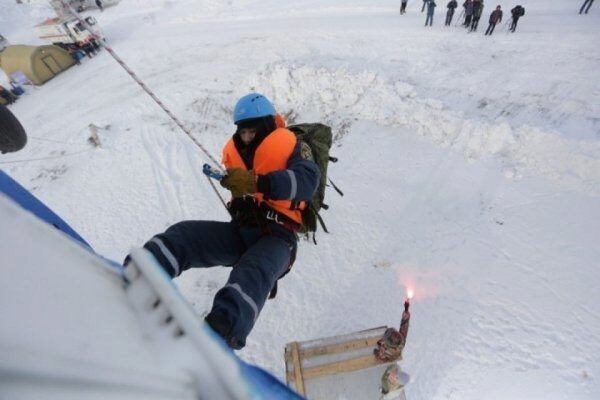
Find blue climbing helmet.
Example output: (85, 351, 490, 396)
(232, 93, 276, 124)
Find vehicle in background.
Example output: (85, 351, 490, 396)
(35, 16, 102, 46)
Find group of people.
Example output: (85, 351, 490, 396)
(406, 0, 594, 31)
(79, 38, 102, 58)
(57, 39, 102, 64)
(402, 1, 526, 35)
(460, 1, 515, 34)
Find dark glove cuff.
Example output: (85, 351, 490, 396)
(256, 174, 270, 195)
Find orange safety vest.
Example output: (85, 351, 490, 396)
(222, 127, 305, 225)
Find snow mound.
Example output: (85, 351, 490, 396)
(246, 62, 600, 195)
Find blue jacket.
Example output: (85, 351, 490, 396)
(257, 139, 320, 202)
(489, 9, 502, 23)
(464, 1, 474, 15)
(427, 1, 437, 15)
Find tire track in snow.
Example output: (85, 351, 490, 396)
(140, 123, 189, 223)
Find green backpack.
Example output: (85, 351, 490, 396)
(287, 123, 342, 239)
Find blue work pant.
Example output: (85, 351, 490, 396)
(425, 14, 434, 26)
(142, 220, 297, 348)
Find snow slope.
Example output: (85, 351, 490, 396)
(1, 0, 599, 399)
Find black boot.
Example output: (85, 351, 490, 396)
(205, 312, 243, 349)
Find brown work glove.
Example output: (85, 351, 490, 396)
(220, 168, 256, 198)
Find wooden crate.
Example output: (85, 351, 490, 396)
(284, 326, 407, 399)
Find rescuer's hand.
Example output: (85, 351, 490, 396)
(220, 168, 256, 198)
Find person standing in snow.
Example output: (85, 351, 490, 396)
(509, 5, 525, 32)
(90, 38, 101, 53)
(401, 0, 408, 14)
(463, 0, 474, 27)
(128, 93, 320, 350)
(95, 0, 103, 12)
(66, 45, 83, 65)
(446, 0, 458, 25)
(485, 5, 502, 35)
(470, 0, 484, 31)
(425, 1, 437, 26)
(580, 0, 594, 14)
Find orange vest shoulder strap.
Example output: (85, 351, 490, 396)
(222, 138, 246, 169)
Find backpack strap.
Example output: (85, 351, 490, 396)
(328, 178, 344, 196)
(316, 209, 329, 233)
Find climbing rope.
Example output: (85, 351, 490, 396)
(57, 0, 228, 210)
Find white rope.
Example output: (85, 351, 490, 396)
(28, 136, 90, 146)
(0, 149, 94, 164)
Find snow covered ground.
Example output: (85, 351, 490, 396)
(1, 0, 599, 399)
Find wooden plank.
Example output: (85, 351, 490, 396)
(286, 353, 397, 381)
(290, 341, 305, 395)
(299, 335, 381, 359)
(284, 346, 294, 385)
(292, 326, 387, 350)
(284, 346, 292, 364)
